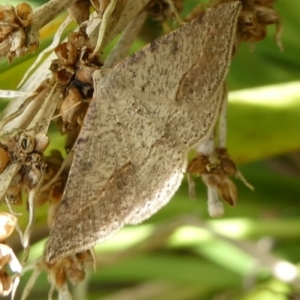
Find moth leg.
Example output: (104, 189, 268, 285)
(92, 0, 118, 57)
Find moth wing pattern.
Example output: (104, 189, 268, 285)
(46, 83, 186, 260)
(46, 1, 241, 261)
(114, 1, 240, 150)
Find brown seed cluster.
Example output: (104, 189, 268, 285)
(187, 0, 281, 49)
(45, 250, 93, 290)
(50, 32, 102, 133)
(0, 130, 48, 204)
(146, 0, 184, 21)
(187, 148, 238, 206)
(0, 3, 38, 61)
(234, 0, 282, 47)
(237, 0, 281, 48)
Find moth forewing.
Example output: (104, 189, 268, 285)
(46, 1, 241, 262)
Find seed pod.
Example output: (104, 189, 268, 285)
(18, 132, 35, 154)
(55, 42, 78, 66)
(59, 87, 83, 131)
(15, 2, 33, 27)
(34, 133, 50, 152)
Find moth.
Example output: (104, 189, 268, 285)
(46, 1, 241, 261)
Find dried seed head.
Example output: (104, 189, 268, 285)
(55, 42, 78, 66)
(0, 25, 13, 40)
(218, 177, 237, 206)
(0, 5, 16, 25)
(50, 61, 73, 81)
(189, 0, 281, 49)
(21, 153, 46, 190)
(18, 132, 35, 153)
(216, 147, 237, 176)
(187, 154, 209, 175)
(68, 0, 90, 25)
(236, 0, 281, 48)
(75, 64, 98, 85)
(15, 2, 33, 27)
(0, 3, 36, 60)
(9, 27, 26, 56)
(50, 32, 102, 133)
(68, 32, 88, 49)
(45, 251, 92, 291)
(188, 147, 240, 210)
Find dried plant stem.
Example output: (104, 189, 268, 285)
(21, 262, 43, 300)
(0, 90, 36, 99)
(187, 173, 196, 199)
(0, 163, 21, 200)
(18, 16, 73, 88)
(31, 0, 77, 31)
(2, 88, 49, 132)
(27, 84, 59, 134)
(92, 0, 118, 56)
(88, 0, 151, 49)
(218, 85, 228, 148)
(22, 187, 39, 262)
(197, 131, 214, 155)
(0, 96, 36, 131)
(104, 10, 148, 68)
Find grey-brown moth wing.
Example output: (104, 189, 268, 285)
(46, 85, 186, 261)
(114, 1, 240, 149)
(108, 2, 240, 223)
(46, 1, 241, 261)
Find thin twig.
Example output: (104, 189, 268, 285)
(92, 0, 118, 56)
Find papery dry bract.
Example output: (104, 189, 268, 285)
(0, 216, 22, 298)
(68, 0, 90, 25)
(0, 212, 17, 241)
(46, 2, 241, 261)
(187, 147, 239, 207)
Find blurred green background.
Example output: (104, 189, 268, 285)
(0, 0, 300, 299)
